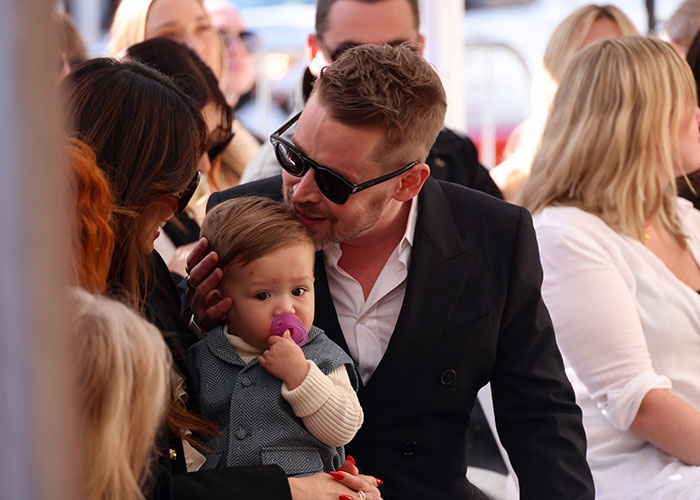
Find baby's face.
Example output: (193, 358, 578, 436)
(220, 242, 315, 350)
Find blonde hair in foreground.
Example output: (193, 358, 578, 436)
(72, 288, 171, 500)
(519, 36, 697, 246)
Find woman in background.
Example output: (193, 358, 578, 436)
(491, 4, 637, 201)
(109, 0, 260, 187)
(520, 36, 700, 499)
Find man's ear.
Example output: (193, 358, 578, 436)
(417, 33, 426, 56)
(394, 163, 430, 202)
(306, 34, 330, 78)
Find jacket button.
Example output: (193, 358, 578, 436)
(169, 448, 177, 460)
(440, 369, 457, 385)
(235, 427, 247, 440)
(402, 441, 418, 456)
(241, 377, 251, 387)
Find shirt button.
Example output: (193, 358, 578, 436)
(235, 427, 247, 440)
(358, 314, 367, 325)
(440, 369, 457, 385)
(241, 377, 251, 387)
(402, 441, 418, 456)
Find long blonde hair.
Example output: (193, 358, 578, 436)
(520, 36, 697, 245)
(494, 5, 638, 200)
(72, 288, 171, 500)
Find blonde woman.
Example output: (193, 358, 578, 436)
(72, 288, 171, 500)
(491, 4, 638, 201)
(520, 36, 700, 499)
(109, 0, 260, 188)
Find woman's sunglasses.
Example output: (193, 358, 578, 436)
(269, 112, 418, 205)
(173, 171, 201, 213)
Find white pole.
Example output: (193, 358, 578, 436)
(0, 1, 78, 498)
(419, 0, 466, 133)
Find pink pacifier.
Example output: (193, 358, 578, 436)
(270, 313, 308, 347)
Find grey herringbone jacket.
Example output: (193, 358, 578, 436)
(187, 325, 358, 476)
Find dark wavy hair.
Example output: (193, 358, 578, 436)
(62, 58, 207, 309)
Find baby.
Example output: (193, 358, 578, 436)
(188, 196, 363, 476)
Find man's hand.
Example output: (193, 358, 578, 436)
(258, 331, 309, 389)
(185, 238, 232, 331)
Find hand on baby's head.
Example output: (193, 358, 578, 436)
(258, 331, 310, 390)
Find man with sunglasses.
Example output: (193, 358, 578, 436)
(239, 0, 501, 201)
(189, 43, 594, 500)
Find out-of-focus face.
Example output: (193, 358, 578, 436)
(281, 96, 400, 249)
(309, 0, 423, 77)
(580, 16, 623, 49)
(206, 3, 256, 105)
(220, 243, 315, 351)
(146, 0, 222, 77)
(676, 106, 700, 178)
(140, 194, 178, 253)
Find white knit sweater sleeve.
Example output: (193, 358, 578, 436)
(281, 360, 364, 446)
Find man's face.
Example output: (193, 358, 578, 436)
(310, 0, 422, 76)
(281, 96, 399, 249)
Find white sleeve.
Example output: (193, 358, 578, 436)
(536, 220, 671, 430)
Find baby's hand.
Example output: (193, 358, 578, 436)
(258, 331, 309, 389)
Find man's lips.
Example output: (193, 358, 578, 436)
(294, 206, 326, 225)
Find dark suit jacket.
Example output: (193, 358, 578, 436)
(208, 176, 594, 500)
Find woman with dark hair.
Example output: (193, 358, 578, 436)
(123, 37, 234, 278)
(62, 57, 378, 500)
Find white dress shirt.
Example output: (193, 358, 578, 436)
(324, 197, 419, 385)
(534, 199, 700, 499)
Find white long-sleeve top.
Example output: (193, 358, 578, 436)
(533, 200, 700, 500)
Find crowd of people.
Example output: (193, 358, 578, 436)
(59, 0, 700, 499)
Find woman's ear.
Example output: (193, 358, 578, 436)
(393, 163, 430, 202)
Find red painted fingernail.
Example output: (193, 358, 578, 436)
(329, 471, 345, 479)
(376, 478, 383, 486)
(347, 455, 356, 465)
(339, 496, 353, 500)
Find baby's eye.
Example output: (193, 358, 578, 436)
(291, 287, 306, 297)
(254, 292, 270, 301)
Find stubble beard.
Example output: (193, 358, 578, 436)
(283, 184, 388, 251)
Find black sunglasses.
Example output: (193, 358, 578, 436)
(270, 112, 418, 205)
(173, 171, 201, 213)
(218, 29, 260, 53)
(319, 38, 414, 62)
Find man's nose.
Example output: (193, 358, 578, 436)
(291, 169, 323, 205)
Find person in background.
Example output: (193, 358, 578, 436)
(123, 37, 234, 277)
(109, 0, 260, 188)
(192, 43, 594, 500)
(520, 35, 700, 499)
(663, 0, 700, 55)
(239, 0, 502, 201)
(204, 0, 288, 140)
(491, 4, 637, 201)
(66, 138, 114, 294)
(677, 27, 700, 209)
(72, 287, 172, 500)
(55, 10, 88, 69)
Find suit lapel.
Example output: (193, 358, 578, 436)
(359, 178, 471, 413)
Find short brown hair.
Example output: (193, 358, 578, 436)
(315, 0, 420, 36)
(313, 42, 446, 166)
(201, 197, 315, 269)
